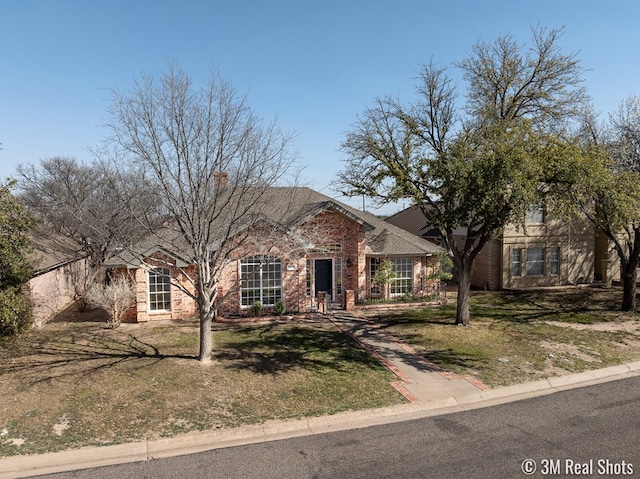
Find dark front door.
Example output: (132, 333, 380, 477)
(314, 259, 332, 298)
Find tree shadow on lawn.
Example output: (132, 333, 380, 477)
(423, 346, 489, 370)
(382, 335, 486, 371)
(213, 323, 385, 376)
(375, 288, 624, 328)
(374, 323, 490, 371)
(475, 289, 625, 324)
(0, 327, 194, 387)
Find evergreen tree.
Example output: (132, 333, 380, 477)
(0, 180, 36, 336)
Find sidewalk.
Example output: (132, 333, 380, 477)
(2, 312, 640, 479)
(329, 311, 490, 402)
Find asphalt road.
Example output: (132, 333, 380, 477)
(36, 376, 640, 479)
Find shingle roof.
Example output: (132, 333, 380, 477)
(104, 187, 444, 267)
(385, 205, 443, 239)
(30, 224, 89, 276)
(250, 187, 444, 256)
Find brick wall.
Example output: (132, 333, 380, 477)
(119, 252, 197, 322)
(217, 209, 366, 316)
(124, 208, 384, 321)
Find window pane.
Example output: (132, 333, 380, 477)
(526, 248, 545, 276)
(512, 249, 522, 277)
(550, 247, 560, 275)
(390, 257, 413, 295)
(149, 268, 171, 311)
(370, 258, 380, 295)
(306, 259, 312, 296)
(526, 204, 545, 224)
(240, 256, 282, 307)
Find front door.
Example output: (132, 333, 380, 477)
(314, 259, 332, 299)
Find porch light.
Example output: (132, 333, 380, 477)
(346, 258, 353, 267)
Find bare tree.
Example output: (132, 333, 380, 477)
(104, 63, 298, 363)
(338, 26, 588, 325)
(18, 157, 158, 285)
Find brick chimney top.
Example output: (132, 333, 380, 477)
(213, 171, 228, 190)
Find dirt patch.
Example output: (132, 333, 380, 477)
(544, 318, 640, 333)
(540, 340, 602, 363)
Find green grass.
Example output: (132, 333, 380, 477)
(0, 317, 403, 457)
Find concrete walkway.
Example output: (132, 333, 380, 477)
(2, 313, 640, 479)
(328, 311, 489, 402)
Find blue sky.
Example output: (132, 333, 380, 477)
(2, 0, 639, 215)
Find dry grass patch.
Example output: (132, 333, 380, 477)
(0, 310, 403, 457)
(367, 287, 640, 386)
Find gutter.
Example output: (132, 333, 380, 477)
(32, 254, 90, 278)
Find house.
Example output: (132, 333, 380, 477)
(385, 205, 466, 247)
(386, 204, 611, 290)
(104, 187, 445, 322)
(29, 225, 90, 326)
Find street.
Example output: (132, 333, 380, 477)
(37, 376, 640, 479)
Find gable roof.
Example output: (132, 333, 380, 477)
(104, 187, 443, 268)
(248, 187, 444, 256)
(104, 226, 193, 269)
(385, 205, 442, 239)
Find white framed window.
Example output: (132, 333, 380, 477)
(370, 257, 413, 296)
(335, 258, 343, 295)
(526, 247, 545, 276)
(526, 204, 545, 224)
(305, 259, 312, 297)
(149, 268, 171, 311)
(511, 248, 522, 277)
(390, 257, 413, 295)
(370, 258, 381, 295)
(310, 244, 342, 253)
(241, 256, 282, 307)
(550, 247, 560, 275)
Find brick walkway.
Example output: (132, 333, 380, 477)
(329, 311, 489, 402)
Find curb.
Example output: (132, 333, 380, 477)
(2, 361, 640, 479)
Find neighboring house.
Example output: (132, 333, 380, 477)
(386, 204, 614, 291)
(385, 206, 468, 247)
(104, 187, 445, 322)
(29, 225, 89, 326)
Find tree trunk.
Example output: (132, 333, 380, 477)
(198, 314, 212, 363)
(621, 265, 637, 312)
(455, 263, 472, 326)
(197, 291, 214, 363)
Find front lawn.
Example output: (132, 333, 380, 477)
(1, 286, 638, 457)
(367, 287, 640, 386)
(0, 313, 403, 457)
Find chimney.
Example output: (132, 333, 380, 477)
(213, 171, 228, 190)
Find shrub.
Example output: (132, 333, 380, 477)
(83, 276, 136, 328)
(273, 300, 286, 316)
(252, 301, 262, 317)
(0, 287, 33, 337)
(0, 180, 36, 336)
